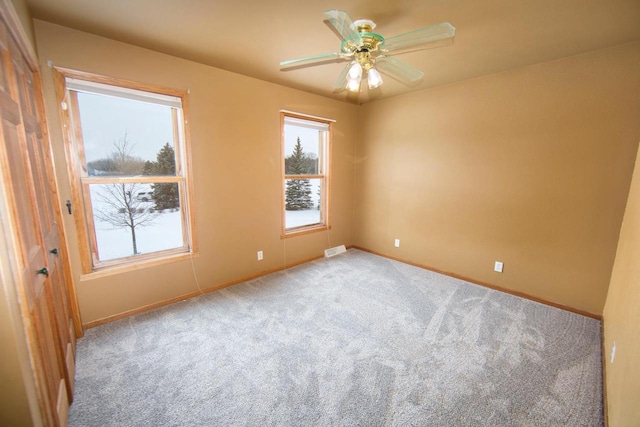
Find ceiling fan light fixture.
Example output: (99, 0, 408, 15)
(347, 78, 361, 92)
(348, 62, 362, 80)
(367, 68, 383, 89)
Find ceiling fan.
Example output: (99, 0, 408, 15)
(280, 10, 456, 93)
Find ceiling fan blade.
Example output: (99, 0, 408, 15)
(383, 22, 455, 53)
(324, 9, 362, 44)
(375, 56, 424, 86)
(333, 61, 356, 92)
(280, 52, 348, 71)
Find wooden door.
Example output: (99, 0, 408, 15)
(0, 17, 73, 427)
(11, 32, 77, 404)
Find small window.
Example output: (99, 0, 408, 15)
(55, 70, 196, 274)
(281, 112, 331, 236)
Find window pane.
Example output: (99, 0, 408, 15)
(284, 124, 323, 175)
(88, 182, 184, 262)
(76, 91, 177, 177)
(285, 178, 322, 229)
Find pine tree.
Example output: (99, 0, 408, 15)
(142, 160, 155, 176)
(285, 137, 313, 210)
(151, 143, 179, 210)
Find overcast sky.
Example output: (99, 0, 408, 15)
(77, 92, 174, 163)
(284, 124, 321, 158)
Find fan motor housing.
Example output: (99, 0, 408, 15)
(342, 32, 385, 55)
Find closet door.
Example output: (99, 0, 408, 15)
(10, 32, 77, 403)
(0, 19, 72, 427)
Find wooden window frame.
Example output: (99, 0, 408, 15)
(281, 111, 332, 238)
(53, 68, 197, 276)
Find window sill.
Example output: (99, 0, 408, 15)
(79, 251, 199, 282)
(281, 225, 331, 239)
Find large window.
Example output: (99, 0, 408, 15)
(55, 69, 196, 274)
(282, 112, 331, 236)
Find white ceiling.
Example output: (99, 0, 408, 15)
(26, 0, 640, 104)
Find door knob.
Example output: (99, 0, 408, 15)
(37, 267, 49, 277)
(50, 248, 58, 255)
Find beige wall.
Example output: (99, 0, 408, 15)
(355, 42, 640, 316)
(0, 278, 36, 426)
(603, 146, 640, 425)
(33, 20, 359, 324)
(8, 0, 34, 48)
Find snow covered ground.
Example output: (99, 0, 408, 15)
(285, 209, 321, 228)
(94, 210, 183, 261)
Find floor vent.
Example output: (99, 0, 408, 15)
(324, 245, 346, 258)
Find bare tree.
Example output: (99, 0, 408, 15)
(93, 135, 156, 255)
(110, 131, 145, 175)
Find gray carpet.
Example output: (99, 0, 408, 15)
(69, 249, 603, 426)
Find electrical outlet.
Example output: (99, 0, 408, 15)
(611, 341, 616, 363)
(257, 250, 263, 261)
(394, 239, 400, 248)
(494, 261, 504, 273)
